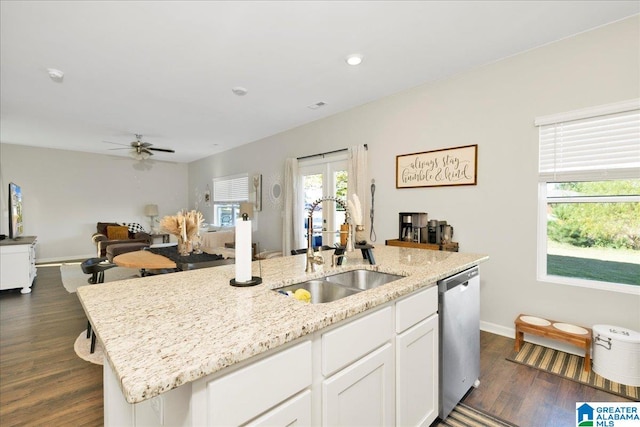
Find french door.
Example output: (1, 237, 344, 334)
(299, 156, 348, 249)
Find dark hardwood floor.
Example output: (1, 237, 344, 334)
(0, 265, 103, 426)
(0, 265, 631, 426)
(462, 332, 631, 427)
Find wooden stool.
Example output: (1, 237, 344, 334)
(514, 314, 592, 372)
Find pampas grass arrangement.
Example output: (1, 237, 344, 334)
(160, 210, 205, 241)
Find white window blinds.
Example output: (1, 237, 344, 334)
(536, 100, 640, 182)
(213, 174, 248, 202)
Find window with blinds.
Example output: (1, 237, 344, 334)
(212, 174, 248, 227)
(537, 104, 640, 182)
(213, 174, 249, 202)
(535, 100, 640, 293)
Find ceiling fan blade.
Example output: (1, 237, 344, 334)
(139, 142, 153, 148)
(141, 148, 154, 156)
(107, 147, 131, 151)
(148, 147, 175, 153)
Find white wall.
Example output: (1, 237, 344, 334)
(0, 143, 188, 262)
(189, 16, 640, 332)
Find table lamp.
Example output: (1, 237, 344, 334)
(239, 202, 254, 220)
(144, 204, 159, 233)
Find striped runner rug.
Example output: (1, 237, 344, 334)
(507, 342, 639, 401)
(437, 403, 516, 427)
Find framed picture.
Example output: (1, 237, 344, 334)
(253, 174, 262, 211)
(396, 144, 477, 188)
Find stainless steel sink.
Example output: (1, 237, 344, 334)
(275, 280, 362, 304)
(324, 269, 404, 290)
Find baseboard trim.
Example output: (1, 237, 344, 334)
(36, 253, 96, 265)
(481, 320, 584, 357)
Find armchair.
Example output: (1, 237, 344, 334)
(92, 222, 152, 257)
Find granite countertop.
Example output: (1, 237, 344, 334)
(77, 245, 488, 404)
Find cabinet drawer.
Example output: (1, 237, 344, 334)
(396, 286, 437, 333)
(246, 390, 311, 427)
(322, 307, 393, 376)
(207, 340, 312, 426)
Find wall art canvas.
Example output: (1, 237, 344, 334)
(396, 144, 477, 188)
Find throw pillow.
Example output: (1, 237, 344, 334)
(123, 223, 146, 234)
(106, 225, 130, 240)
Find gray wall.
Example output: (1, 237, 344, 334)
(1, 17, 636, 335)
(188, 16, 640, 333)
(0, 144, 188, 261)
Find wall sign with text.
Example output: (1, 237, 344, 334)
(396, 144, 478, 188)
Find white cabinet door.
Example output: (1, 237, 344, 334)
(246, 390, 311, 427)
(322, 343, 394, 427)
(396, 313, 439, 427)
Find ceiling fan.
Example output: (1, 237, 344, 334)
(104, 134, 175, 160)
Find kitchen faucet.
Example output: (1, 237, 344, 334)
(305, 196, 352, 273)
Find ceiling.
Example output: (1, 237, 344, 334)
(1, 1, 638, 163)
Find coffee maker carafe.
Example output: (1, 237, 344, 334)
(398, 212, 428, 242)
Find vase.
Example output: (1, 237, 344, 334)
(354, 225, 367, 246)
(177, 236, 191, 256)
(192, 234, 203, 254)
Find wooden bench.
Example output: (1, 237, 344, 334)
(514, 314, 592, 372)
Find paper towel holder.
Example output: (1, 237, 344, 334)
(230, 213, 263, 287)
(230, 276, 262, 287)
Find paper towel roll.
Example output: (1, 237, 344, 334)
(235, 219, 252, 282)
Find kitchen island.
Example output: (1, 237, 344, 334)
(77, 245, 488, 426)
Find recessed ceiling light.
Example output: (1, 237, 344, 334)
(345, 55, 363, 66)
(232, 86, 248, 96)
(47, 68, 64, 82)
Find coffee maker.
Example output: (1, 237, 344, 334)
(428, 219, 451, 244)
(398, 212, 428, 242)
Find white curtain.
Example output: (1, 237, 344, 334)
(347, 145, 369, 231)
(282, 158, 301, 256)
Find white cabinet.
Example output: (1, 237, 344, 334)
(323, 343, 394, 427)
(104, 282, 442, 427)
(0, 236, 37, 293)
(395, 286, 439, 427)
(203, 341, 312, 426)
(246, 390, 311, 427)
(322, 306, 393, 376)
(396, 314, 439, 427)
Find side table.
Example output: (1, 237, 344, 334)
(150, 233, 170, 244)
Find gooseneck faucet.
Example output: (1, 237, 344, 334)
(305, 196, 352, 272)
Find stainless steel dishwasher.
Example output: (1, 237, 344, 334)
(438, 266, 480, 419)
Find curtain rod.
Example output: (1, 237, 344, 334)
(297, 144, 367, 161)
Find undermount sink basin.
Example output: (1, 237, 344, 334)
(274, 270, 404, 304)
(275, 280, 362, 304)
(324, 269, 404, 290)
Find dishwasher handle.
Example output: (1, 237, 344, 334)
(438, 267, 478, 292)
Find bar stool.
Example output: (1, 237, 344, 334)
(81, 257, 115, 353)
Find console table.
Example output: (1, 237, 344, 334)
(0, 236, 37, 294)
(385, 239, 459, 252)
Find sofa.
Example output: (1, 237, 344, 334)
(92, 222, 152, 257)
(200, 229, 236, 258)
